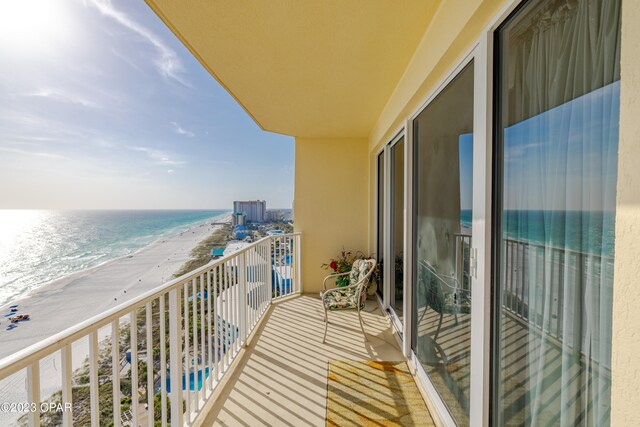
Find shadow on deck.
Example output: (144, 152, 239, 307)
(415, 306, 611, 426)
(199, 294, 406, 426)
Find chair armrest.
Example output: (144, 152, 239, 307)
(323, 271, 350, 291)
(433, 275, 471, 302)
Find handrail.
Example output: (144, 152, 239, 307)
(0, 234, 273, 376)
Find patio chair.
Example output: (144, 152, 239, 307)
(418, 260, 471, 340)
(320, 258, 377, 342)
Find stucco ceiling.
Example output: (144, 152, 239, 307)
(145, 1, 440, 138)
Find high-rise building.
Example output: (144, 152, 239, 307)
(231, 212, 246, 226)
(233, 200, 266, 222)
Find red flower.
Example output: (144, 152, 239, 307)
(329, 261, 337, 271)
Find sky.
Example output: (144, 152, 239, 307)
(458, 133, 472, 211)
(0, 0, 294, 210)
(503, 81, 619, 212)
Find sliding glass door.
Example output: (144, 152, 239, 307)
(376, 150, 385, 298)
(493, 0, 620, 425)
(412, 61, 474, 426)
(390, 137, 405, 324)
(377, 135, 405, 327)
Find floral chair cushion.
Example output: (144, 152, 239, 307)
(323, 288, 365, 310)
(423, 270, 471, 314)
(440, 291, 471, 314)
(323, 259, 373, 311)
(349, 259, 370, 286)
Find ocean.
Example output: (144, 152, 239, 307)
(460, 209, 615, 258)
(0, 210, 229, 307)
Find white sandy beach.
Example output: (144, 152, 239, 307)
(0, 215, 230, 360)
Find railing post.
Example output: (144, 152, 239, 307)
(89, 331, 99, 427)
(146, 302, 154, 427)
(61, 344, 73, 427)
(26, 362, 40, 427)
(168, 288, 183, 427)
(296, 234, 302, 293)
(238, 252, 247, 345)
(112, 320, 121, 427)
(268, 237, 274, 301)
(130, 311, 138, 427)
(159, 294, 168, 427)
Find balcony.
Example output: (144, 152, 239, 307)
(199, 295, 404, 426)
(0, 233, 423, 427)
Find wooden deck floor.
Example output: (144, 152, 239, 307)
(198, 294, 411, 426)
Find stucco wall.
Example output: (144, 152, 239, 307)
(611, 0, 640, 424)
(369, 0, 507, 153)
(366, 0, 508, 252)
(294, 137, 369, 293)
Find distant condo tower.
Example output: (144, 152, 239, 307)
(233, 200, 266, 223)
(231, 212, 246, 226)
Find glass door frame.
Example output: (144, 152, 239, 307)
(378, 131, 406, 336)
(488, 0, 620, 425)
(375, 148, 385, 301)
(404, 44, 491, 427)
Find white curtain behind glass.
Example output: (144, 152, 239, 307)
(502, 0, 620, 425)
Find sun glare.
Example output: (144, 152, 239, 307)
(0, 210, 46, 254)
(0, 0, 75, 56)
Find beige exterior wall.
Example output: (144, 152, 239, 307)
(612, 0, 640, 424)
(294, 137, 369, 293)
(369, 0, 506, 152)
(366, 0, 508, 251)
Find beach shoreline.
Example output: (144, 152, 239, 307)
(0, 214, 231, 360)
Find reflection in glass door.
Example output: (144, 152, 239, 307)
(412, 61, 474, 426)
(493, 0, 620, 425)
(390, 137, 405, 324)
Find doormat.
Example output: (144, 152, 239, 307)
(326, 360, 435, 426)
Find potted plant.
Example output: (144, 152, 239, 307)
(321, 249, 380, 296)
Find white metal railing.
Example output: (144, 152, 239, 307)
(0, 233, 301, 427)
(501, 237, 613, 359)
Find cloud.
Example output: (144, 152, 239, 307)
(87, 0, 190, 86)
(26, 88, 100, 108)
(93, 139, 115, 148)
(127, 145, 186, 166)
(0, 146, 66, 160)
(167, 169, 174, 173)
(170, 121, 194, 137)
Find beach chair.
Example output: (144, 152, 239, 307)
(320, 258, 376, 342)
(418, 260, 471, 340)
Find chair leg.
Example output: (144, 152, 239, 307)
(418, 304, 428, 326)
(360, 311, 367, 325)
(323, 309, 328, 343)
(357, 309, 368, 341)
(434, 312, 444, 341)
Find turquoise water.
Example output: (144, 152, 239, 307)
(460, 209, 615, 258)
(0, 210, 229, 306)
(502, 210, 615, 258)
(460, 209, 472, 229)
